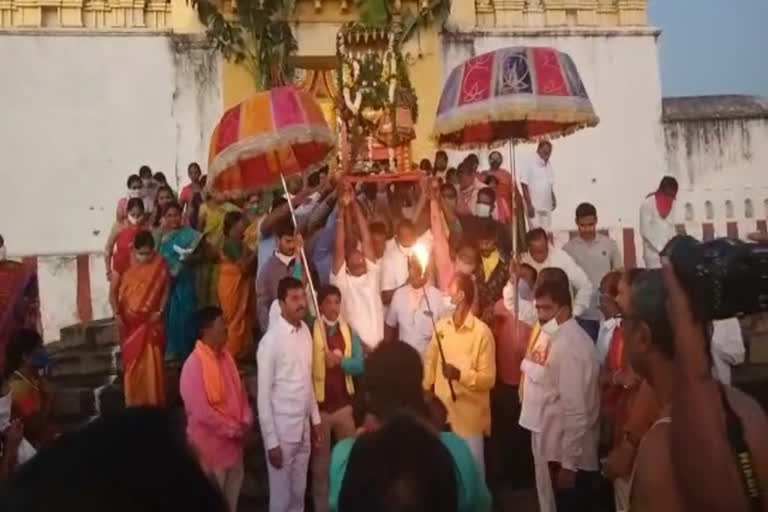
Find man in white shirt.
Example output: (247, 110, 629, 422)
(710, 318, 745, 385)
(257, 277, 322, 512)
(563, 203, 623, 341)
(329, 187, 384, 350)
(639, 176, 679, 268)
(385, 256, 450, 356)
(519, 268, 600, 512)
(520, 141, 556, 231)
(522, 228, 594, 320)
(379, 218, 432, 306)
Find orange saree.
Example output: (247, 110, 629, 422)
(217, 240, 253, 360)
(117, 255, 169, 407)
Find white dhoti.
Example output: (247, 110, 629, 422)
(461, 434, 486, 480)
(529, 210, 552, 232)
(642, 247, 662, 269)
(266, 424, 312, 512)
(531, 432, 557, 512)
(614, 476, 631, 512)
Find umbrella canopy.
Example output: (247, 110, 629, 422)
(207, 86, 336, 198)
(432, 46, 599, 149)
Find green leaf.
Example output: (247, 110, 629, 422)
(356, 0, 390, 28)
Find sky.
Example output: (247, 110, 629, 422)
(648, 0, 768, 97)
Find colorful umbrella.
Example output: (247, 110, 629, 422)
(207, 86, 336, 198)
(432, 46, 599, 149)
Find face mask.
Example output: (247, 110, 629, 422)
(135, 253, 152, 263)
(127, 214, 141, 225)
(442, 295, 457, 313)
(475, 203, 492, 218)
(540, 307, 565, 337)
(0, 246, 6, 261)
(28, 347, 51, 370)
(128, 189, 142, 199)
(322, 315, 339, 328)
(142, 179, 152, 188)
(518, 278, 532, 301)
(397, 243, 413, 256)
(455, 260, 475, 275)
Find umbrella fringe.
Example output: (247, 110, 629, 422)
(208, 124, 337, 177)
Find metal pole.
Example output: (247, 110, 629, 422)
(422, 284, 457, 402)
(509, 140, 520, 346)
(280, 173, 322, 322)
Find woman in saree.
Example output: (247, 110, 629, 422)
(156, 202, 203, 362)
(110, 230, 170, 407)
(0, 238, 40, 371)
(104, 198, 148, 280)
(151, 186, 176, 229)
(197, 196, 240, 307)
(218, 211, 258, 360)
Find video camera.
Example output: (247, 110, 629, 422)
(662, 235, 768, 320)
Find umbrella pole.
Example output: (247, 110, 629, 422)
(280, 173, 322, 323)
(509, 140, 520, 345)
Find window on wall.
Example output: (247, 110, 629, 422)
(705, 200, 714, 220)
(725, 200, 734, 219)
(745, 199, 754, 219)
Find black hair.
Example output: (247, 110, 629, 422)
(453, 272, 476, 306)
(222, 211, 243, 237)
(525, 227, 548, 245)
(0, 408, 228, 512)
(126, 174, 142, 188)
(277, 277, 304, 302)
(575, 202, 597, 220)
(363, 341, 428, 421)
(660, 176, 679, 193)
(274, 218, 295, 239)
(538, 140, 552, 151)
(534, 267, 572, 309)
(153, 172, 167, 184)
(138, 165, 153, 179)
(445, 167, 458, 181)
(456, 161, 473, 177)
(318, 285, 342, 305)
(162, 201, 182, 216)
(4, 329, 42, 377)
(477, 186, 495, 204)
(434, 150, 447, 161)
(465, 153, 479, 167)
(126, 197, 145, 213)
(133, 231, 155, 251)
(272, 196, 288, 212)
(419, 159, 432, 171)
(152, 185, 176, 227)
(338, 414, 458, 512)
(439, 184, 456, 198)
(601, 270, 622, 298)
(307, 170, 323, 188)
(187, 162, 201, 173)
(0, 234, 4, 247)
(369, 222, 388, 237)
(626, 270, 675, 359)
(196, 306, 223, 337)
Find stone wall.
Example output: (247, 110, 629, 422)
(0, 32, 221, 256)
(662, 96, 768, 225)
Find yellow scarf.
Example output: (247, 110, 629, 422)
(481, 250, 500, 281)
(311, 319, 355, 404)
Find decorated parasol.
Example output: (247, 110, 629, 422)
(432, 46, 599, 347)
(207, 85, 336, 198)
(432, 46, 599, 148)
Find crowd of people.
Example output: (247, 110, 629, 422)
(0, 140, 767, 512)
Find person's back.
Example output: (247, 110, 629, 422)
(0, 408, 228, 512)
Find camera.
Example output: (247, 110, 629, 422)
(662, 235, 768, 320)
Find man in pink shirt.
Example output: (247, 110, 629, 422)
(180, 306, 253, 512)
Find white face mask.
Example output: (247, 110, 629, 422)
(135, 253, 152, 263)
(455, 260, 475, 275)
(540, 317, 560, 337)
(127, 214, 141, 225)
(128, 189, 142, 199)
(0, 246, 6, 261)
(322, 315, 339, 327)
(475, 203, 492, 218)
(398, 243, 413, 256)
(442, 295, 457, 313)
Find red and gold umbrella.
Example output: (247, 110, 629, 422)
(207, 86, 336, 198)
(432, 46, 599, 149)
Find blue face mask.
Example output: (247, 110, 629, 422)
(28, 347, 51, 370)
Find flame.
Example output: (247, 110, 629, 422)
(412, 242, 429, 275)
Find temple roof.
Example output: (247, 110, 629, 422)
(662, 95, 768, 122)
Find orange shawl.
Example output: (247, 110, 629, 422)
(193, 340, 246, 422)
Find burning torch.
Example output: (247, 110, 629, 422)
(412, 243, 457, 402)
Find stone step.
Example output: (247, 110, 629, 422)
(47, 344, 120, 381)
(55, 319, 118, 350)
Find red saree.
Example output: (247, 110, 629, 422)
(117, 255, 169, 407)
(111, 225, 141, 276)
(0, 261, 39, 372)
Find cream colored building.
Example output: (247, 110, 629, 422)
(1, 0, 767, 340)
